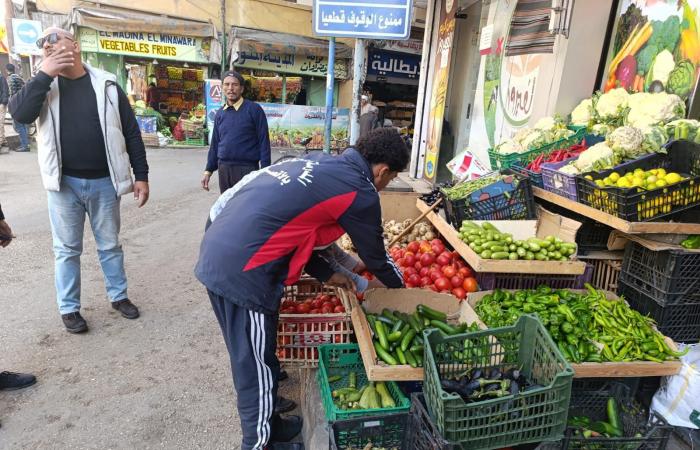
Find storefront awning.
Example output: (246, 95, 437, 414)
(70, 6, 218, 39)
(229, 26, 353, 59)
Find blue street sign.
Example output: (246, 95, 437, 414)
(313, 0, 413, 40)
(11, 19, 43, 55)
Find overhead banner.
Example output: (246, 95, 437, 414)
(234, 50, 349, 79)
(261, 103, 350, 149)
(422, 0, 457, 181)
(78, 28, 210, 63)
(367, 48, 420, 81)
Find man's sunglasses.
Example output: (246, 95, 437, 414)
(36, 33, 73, 49)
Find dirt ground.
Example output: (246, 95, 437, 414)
(0, 146, 303, 449)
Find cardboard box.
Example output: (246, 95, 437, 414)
(446, 149, 491, 182)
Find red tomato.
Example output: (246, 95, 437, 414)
(407, 241, 420, 254)
(452, 287, 467, 300)
(390, 245, 402, 254)
(430, 263, 440, 271)
(436, 253, 451, 267)
(334, 305, 346, 313)
(419, 267, 430, 278)
(463, 277, 478, 293)
(442, 265, 457, 278)
(430, 239, 444, 247)
(414, 261, 423, 271)
(321, 304, 333, 314)
(356, 292, 364, 302)
(435, 277, 451, 292)
(403, 254, 416, 267)
(428, 284, 439, 292)
(322, 301, 334, 310)
(295, 303, 311, 314)
(458, 267, 473, 278)
(309, 308, 321, 314)
(420, 276, 432, 287)
(331, 297, 341, 307)
(408, 274, 421, 286)
(419, 242, 432, 253)
(450, 275, 464, 288)
(430, 270, 442, 282)
(311, 298, 324, 309)
(405, 282, 415, 288)
(431, 244, 444, 256)
(403, 266, 417, 277)
(420, 252, 435, 266)
(396, 258, 406, 267)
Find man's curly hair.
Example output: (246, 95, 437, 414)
(355, 128, 410, 173)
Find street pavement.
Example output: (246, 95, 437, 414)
(0, 146, 301, 449)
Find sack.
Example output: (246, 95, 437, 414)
(651, 343, 700, 429)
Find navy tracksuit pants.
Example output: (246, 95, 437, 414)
(209, 290, 280, 450)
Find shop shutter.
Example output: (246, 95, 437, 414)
(505, 0, 556, 56)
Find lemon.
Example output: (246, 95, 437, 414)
(664, 173, 682, 184)
(603, 177, 613, 186)
(625, 172, 635, 179)
(595, 180, 605, 188)
(646, 175, 658, 184)
(634, 168, 645, 175)
(609, 172, 621, 182)
(632, 177, 644, 187)
(656, 168, 667, 177)
(585, 175, 593, 181)
(655, 179, 668, 188)
(651, 169, 659, 175)
(617, 178, 631, 188)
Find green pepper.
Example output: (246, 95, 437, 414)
(566, 334, 579, 346)
(558, 341, 572, 361)
(681, 235, 700, 249)
(557, 304, 578, 324)
(561, 322, 574, 334)
(568, 343, 581, 363)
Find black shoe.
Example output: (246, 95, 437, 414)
(275, 396, 297, 414)
(111, 299, 139, 319)
(278, 370, 289, 381)
(62, 312, 88, 333)
(0, 371, 37, 390)
(270, 415, 303, 442)
(267, 443, 304, 450)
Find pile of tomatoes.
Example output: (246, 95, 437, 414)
(279, 293, 346, 314)
(389, 238, 478, 300)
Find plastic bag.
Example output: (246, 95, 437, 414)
(651, 343, 700, 429)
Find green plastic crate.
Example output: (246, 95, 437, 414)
(488, 128, 586, 170)
(423, 315, 574, 450)
(318, 344, 411, 421)
(185, 137, 207, 146)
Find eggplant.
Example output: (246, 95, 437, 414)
(441, 379, 462, 394)
(470, 368, 482, 380)
(506, 368, 521, 380)
(485, 383, 500, 392)
(491, 369, 503, 380)
(510, 380, 520, 396)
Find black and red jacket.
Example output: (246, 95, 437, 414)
(194, 148, 404, 314)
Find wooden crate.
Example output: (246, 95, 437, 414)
(579, 251, 624, 292)
(417, 199, 589, 275)
(466, 290, 682, 378)
(341, 287, 472, 381)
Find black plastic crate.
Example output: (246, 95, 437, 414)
(511, 163, 544, 188)
(406, 393, 454, 450)
(619, 279, 700, 343)
(329, 411, 408, 450)
(562, 380, 672, 450)
(476, 264, 593, 290)
(576, 141, 700, 221)
(619, 241, 700, 306)
(575, 220, 613, 253)
(442, 170, 536, 227)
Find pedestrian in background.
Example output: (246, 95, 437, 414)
(0, 200, 38, 418)
(0, 68, 9, 151)
(5, 64, 30, 152)
(8, 27, 150, 334)
(201, 71, 271, 193)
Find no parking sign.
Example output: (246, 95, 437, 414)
(11, 19, 43, 55)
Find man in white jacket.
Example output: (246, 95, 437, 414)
(8, 27, 150, 334)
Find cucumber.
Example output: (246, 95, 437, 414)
(491, 252, 510, 260)
(376, 382, 396, 408)
(509, 252, 519, 260)
(490, 245, 506, 252)
(481, 250, 492, 259)
(516, 247, 527, 257)
(525, 251, 535, 260)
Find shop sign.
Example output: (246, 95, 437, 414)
(422, 0, 457, 181)
(313, 0, 413, 40)
(78, 28, 209, 63)
(372, 38, 423, 55)
(260, 103, 349, 149)
(11, 19, 43, 55)
(234, 50, 349, 79)
(367, 48, 420, 80)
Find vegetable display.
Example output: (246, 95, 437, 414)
(339, 219, 437, 251)
(474, 285, 688, 363)
(584, 167, 686, 190)
(331, 374, 397, 411)
(441, 174, 504, 201)
(457, 221, 577, 262)
(439, 366, 535, 404)
(389, 238, 478, 299)
(665, 119, 700, 142)
(568, 397, 638, 440)
(366, 304, 472, 367)
(524, 141, 587, 173)
(493, 117, 574, 155)
(279, 293, 345, 314)
(681, 235, 700, 249)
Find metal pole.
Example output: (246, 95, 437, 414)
(221, 0, 227, 71)
(323, 37, 336, 154)
(350, 38, 366, 145)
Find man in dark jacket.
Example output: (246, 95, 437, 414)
(0, 69, 9, 149)
(201, 70, 271, 193)
(5, 64, 29, 152)
(195, 128, 407, 450)
(0, 201, 38, 416)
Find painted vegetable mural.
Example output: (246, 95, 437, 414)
(606, 0, 700, 100)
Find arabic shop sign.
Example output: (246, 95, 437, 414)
(234, 51, 349, 80)
(313, 0, 413, 40)
(78, 28, 210, 63)
(367, 48, 420, 80)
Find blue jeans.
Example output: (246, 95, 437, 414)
(13, 120, 29, 149)
(47, 176, 128, 314)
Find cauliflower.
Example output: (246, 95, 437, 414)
(595, 88, 630, 121)
(496, 140, 524, 155)
(640, 126, 669, 154)
(606, 126, 644, 155)
(626, 92, 685, 128)
(521, 129, 546, 149)
(650, 49, 675, 86)
(571, 99, 593, 126)
(572, 142, 615, 173)
(591, 123, 613, 137)
(534, 117, 556, 130)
